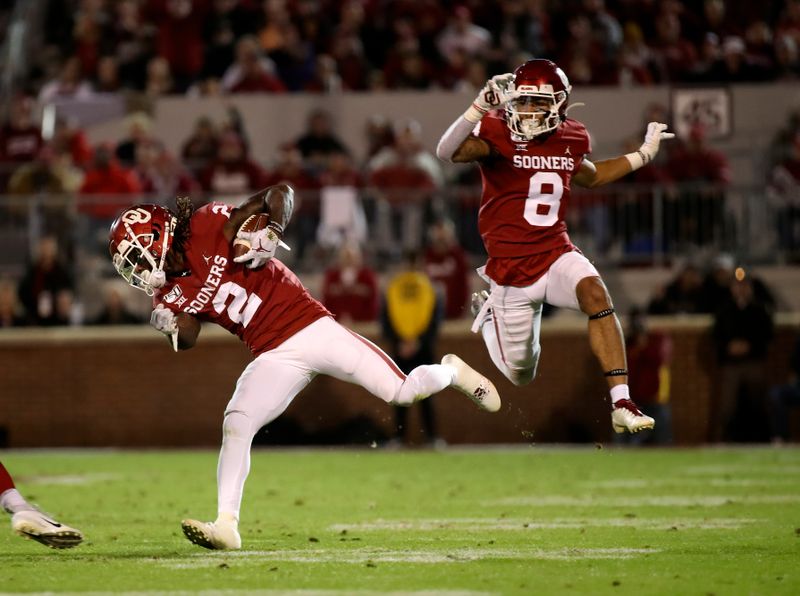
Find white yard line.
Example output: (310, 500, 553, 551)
(328, 517, 758, 532)
(156, 547, 658, 569)
(487, 494, 800, 507)
(17, 473, 120, 486)
(585, 478, 800, 489)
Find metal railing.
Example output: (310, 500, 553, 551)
(0, 182, 796, 276)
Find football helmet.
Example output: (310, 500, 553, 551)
(505, 59, 572, 140)
(109, 204, 177, 296)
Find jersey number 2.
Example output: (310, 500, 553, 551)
(212, 281, 262, 328)
(523, 172, 563, 227)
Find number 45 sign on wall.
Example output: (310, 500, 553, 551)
(671, 87, 732, 140)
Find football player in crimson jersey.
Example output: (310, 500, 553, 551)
(437, 59, 675, 434)
(1, 461, 83, 548)
(108, 184, 500, 550)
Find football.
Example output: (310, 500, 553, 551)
(233, 213, 270, 259)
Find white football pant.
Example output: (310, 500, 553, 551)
(477, 250, 599, 386)
(216, 316, 454, 517)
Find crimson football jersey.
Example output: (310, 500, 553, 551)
(474, 112, 592, 286)
(154, 203, 330, 355)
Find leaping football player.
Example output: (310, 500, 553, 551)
(436, 59, 674, 434)
(1, 460, 83, 548)
(108, 184, 500, 550)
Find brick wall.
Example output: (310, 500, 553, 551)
(0, 319, 797, 447)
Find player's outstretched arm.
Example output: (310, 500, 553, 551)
(223, 184, 294, 243)
(436, 74, 513, 163)
(575, 122, 674, 188)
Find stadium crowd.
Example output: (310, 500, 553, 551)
(17, 0, 800, 99)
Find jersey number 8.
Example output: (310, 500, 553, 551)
(523, 172, 564, 228)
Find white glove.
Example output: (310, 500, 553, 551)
(626, 122, 675, 170)
(150, 304, 177, 336)
(233, 226, 282, 269)
(465, 73, 516, 123)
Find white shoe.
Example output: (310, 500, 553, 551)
(611, 399, 655, 434)
(11, 510, 83, 549)
(442, 353, 501, 413)
(181, 517, 241, 550)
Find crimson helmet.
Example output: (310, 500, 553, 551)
(505, 59, 572, 140)
(109, 204, 177, 296)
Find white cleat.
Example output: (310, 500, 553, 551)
(611, 399, 655, 434)
(11, 510, 83, 549)
(181, 518, 241, 550)
(442, 353, 501, 413)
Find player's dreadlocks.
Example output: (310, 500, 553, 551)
(172, 196, 194, 254)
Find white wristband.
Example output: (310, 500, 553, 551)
(464, 104, 486, 124)
(624, 150, 646, 171)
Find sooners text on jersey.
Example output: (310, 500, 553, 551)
(154, 203, 330, 355)
(475, 112, 591, 286)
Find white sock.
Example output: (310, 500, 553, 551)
(216, 411, 255, 519)
(610, 384, 630, 405)
(215, 511, 239, 527)
(1, 489, 34, 514)
(394, 364, 454, 405)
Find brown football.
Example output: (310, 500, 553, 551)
(233, 213, 270, 259)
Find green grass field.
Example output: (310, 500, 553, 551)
(1, 447, 799, 595)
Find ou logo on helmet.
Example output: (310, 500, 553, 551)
(122, 207, 152, 225)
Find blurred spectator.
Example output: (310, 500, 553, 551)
(616, 308, 673, 445)
(647, 262, 704, 315)
(706, 36, 767, 82)
(8, 145, 83, 195)
(369, 119, 439, 256)
(112, 0, 151, 90)
(270, 24, 317, 92)
(145, 57, 175, 98)
(424, 219, 469, 320)
(222, 35, 286, 93)
(17, 236, 73, 326)
(699, 254, 776, 314)
(712, 276, 774, 442)
(664, 123, 731, 247)
(79, 144, 142, 220)
(90, 285, 142, 325)
(265, 143, 320, 262)
(322, 242, 379, 324)
(651, 11, 698, 82)
(768, 334, 800, 443)
(143, 0, 211, 90)
(96, 55, 121, 93)
(436, 6, 491, 64)
(38, 57, 95, 103)
(182, 116, 219, 175)
(199, 132, 267, 197)
(135, 141, 199, 199)
(0, 97, 43, 179)
(767, 132, 800, 257)
(0, 278, 25, 327)
(363, 115, 395, 163)
(115, 112, 155, 167)
(618, 22, 658, 85)
(52, 117, 93, 169)
(316, 148, 366, 253)
(774, 33, 800, 80)
(304, 54, 344, 93)
(295, 109, 349, 171)
(381, 251, 443, 447)
(369, 118, 444, 187)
